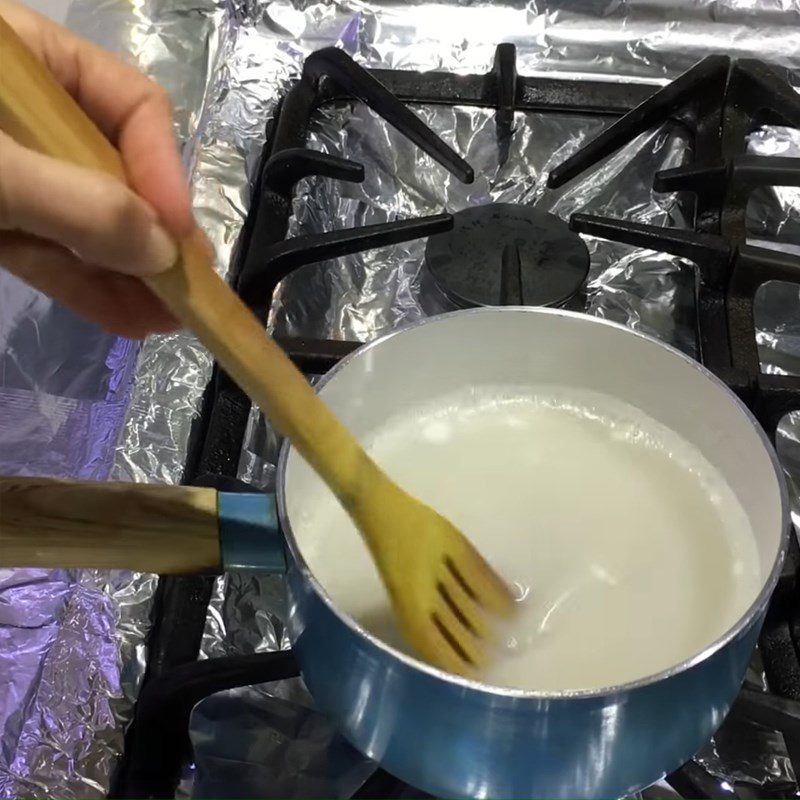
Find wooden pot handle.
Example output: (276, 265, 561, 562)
(0, 477, 222, 573)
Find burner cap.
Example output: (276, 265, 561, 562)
(425, 204, 590, 308)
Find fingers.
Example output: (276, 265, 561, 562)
(116, 87, 195, 237)
(0, 0, 194, 238)
(0, 132, 177, 276)
(42, 18, 194, 237)
(0, 231, 180, 339)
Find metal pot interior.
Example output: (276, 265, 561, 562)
(281, 307, 788, 693)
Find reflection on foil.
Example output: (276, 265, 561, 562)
(692, 648, 796, 791)
(3, 0, 800, 797)
(697, 721, 797, 789)
(189, 685, 375, 799)
(200, 574, 291, 661)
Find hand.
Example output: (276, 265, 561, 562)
(0, 0, 194, 338)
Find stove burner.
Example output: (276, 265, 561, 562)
(424, 204, 590, 308)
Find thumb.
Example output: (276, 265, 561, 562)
(0, 131, 177, 276)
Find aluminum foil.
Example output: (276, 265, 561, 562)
(0, 568, 157, 798)
(4, 0, 800, 797)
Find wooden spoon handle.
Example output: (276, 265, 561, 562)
(0, 14, 375, 507)
(0, 477, 222, 573)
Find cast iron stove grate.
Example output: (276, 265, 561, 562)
(111, 46, 800, 800)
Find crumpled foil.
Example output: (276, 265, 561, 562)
(0, 568, 158, 798)
(3, 0, 800, 798)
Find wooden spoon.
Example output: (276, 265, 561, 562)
(0, 16, 515, 676)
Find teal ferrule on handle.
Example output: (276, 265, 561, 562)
(218, 492, 286, 574)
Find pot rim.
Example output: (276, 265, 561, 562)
(276, 306, 790, 700)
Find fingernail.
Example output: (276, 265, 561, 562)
(142, 223, 179, 274)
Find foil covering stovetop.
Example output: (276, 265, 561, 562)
(3, 1, 800, 797)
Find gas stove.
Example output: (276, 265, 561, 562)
(112, 45, 800, 799)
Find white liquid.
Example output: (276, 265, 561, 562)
(293, 387, 762, 692)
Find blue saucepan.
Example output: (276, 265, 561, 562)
(2, 308, 789, 798)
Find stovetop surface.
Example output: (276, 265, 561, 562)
(112, 46, 800, 800)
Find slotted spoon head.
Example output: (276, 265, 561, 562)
(350, 474, 518, 677)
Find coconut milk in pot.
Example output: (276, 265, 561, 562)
(294, 385, 761, 692)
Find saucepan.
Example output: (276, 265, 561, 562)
(1, 307, 788, 799)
